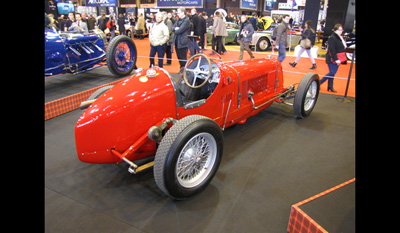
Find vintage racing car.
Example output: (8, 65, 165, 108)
(45, 23, 137, 77)
(75, 53, 320, 200)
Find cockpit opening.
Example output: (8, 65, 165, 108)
(177, 55, 221, 102)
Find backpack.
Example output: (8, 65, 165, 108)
(106, 20, 111, 29)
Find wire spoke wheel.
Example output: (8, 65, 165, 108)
(304, 81, 317, 112)
(114, 41, 133, 70)
(176, 133, 217, 188)
(106, 35, 137, 77)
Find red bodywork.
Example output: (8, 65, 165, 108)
(75, 57, 287, 165)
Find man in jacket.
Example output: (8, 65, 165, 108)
(117, 14, 126, 35)
(68, 13, 88, 32)
(173, 8, 191, 68)
(198, 12, 207, 49)
(238, 15, 255, 60)
(275, 15, 290, 62)
(163, 12, 174, 65)
(149, 12, 169, 68)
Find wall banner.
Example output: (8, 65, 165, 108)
(156, 0, 203, 8)
(87, 0, 117, 7)
(241, 0, 258, 10)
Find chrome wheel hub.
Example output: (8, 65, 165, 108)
(176, 133, 217, 188)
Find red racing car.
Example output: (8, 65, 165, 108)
(75, 54, 320, 199)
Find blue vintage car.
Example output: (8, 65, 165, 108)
(45, 21, 137, 77)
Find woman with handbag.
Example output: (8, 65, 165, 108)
(320, 24, 347, 92)
(289, 20, 317, 69)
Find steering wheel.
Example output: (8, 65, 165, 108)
(183, 54, 212, 89)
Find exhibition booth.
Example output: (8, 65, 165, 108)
(45, 0, 355, 232)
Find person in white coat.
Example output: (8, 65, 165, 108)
(149, 12, 170, 68)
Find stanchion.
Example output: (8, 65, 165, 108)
(337, 47, 355, 103)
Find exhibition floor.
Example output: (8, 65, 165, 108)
(45, 93, 355, 232)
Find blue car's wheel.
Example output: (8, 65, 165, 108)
(106, 35, 137, 77)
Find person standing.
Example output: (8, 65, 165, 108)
(172, 8, 190, 69)
(108, 15, 116, 41)
(238, 15, 255, 60)
(199, 12, 207, 49)
(212, 11, 225, 55)
(129, 13, 136, 39)
(136, 13, 145, 39)
(249, 13, 257, 31)
(320, 24, 347, 93)
(117, 14, 126, 35)
(289, 20, 317, 69)
(149, 12, 169, 68)
(98, 13, 107, 32)
(68, 13, 88, 32)
(87, 14, 96, 31)
(275, 15, 290, 63)
(163, 12, 174, 66)
(206, 14, 214, 28)
(191, 8, 202, 52)
(58, 14, 66, 32)
(65, 12, 74, 31)
(81, 13, 88, 26)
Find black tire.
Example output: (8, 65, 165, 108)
(154, 115, 223, 200)
(294, 73, 320, 119)
(106, 35, 137, 77)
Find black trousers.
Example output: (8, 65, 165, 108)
(199, 33, 205, 49)
(175, 42, 188, 68)
(164, 44, 172, 64)
(212, 35, 225, 54)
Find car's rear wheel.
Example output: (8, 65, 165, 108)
(153, 115, 223, 200)
(106, 35, 137, 77)
(294, 73, 320, 119)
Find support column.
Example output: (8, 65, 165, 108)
(324, 0, 355, 38)
(302, 0, 320, 30)
(216, 0, 223, 9)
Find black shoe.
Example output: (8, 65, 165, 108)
(289, 62, 297, 67)
(327, 87, 337, 93)
(310, 64, 317, 69)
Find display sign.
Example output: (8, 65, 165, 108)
(157, 0, 203, 8)
(87, 0, 117, 7)
(265, 0, 275, 11)
(57, 3, 75, 15)
(240, 0, 258, 10)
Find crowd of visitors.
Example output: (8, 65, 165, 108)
(45, 7, 348, 91)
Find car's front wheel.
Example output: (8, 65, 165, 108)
(294, 73, 320, 119)
(153, 115, 223, 200)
